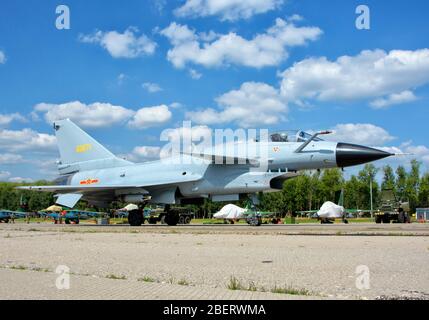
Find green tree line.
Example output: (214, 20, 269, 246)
(0, 181, 54, 212)
(1, 160, 428, 214)
(259, 160, 429, 215)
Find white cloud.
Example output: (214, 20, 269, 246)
(161, 124, 213, 155)
(126, 146, 161, 162)
(154, 0, 167, 13)
(79, 27, 157, 58)
(0, 113, 26, 126)
(280, 49, 429, 107)
(117, 73, 127, 85)
(161, 19, 322, 69)
(0, 50, 6, 64)
(0, 128, 56, 152)
(165, 125, 212, 143)
(8, 177, 34, 183)
(34, 101, 134, 128)
(34, 101, 172, 130)
(153, 124, 214, 161)
(187, 82, 288, 127)
(189, 69, 202, 79)
(0, 171, 11, 181)
(142, 82, 163, 93)
(402, 144, 429, 158)
(169, 102, 183, 109)
(0, 153, 24, 164)
(175, 0, 284, 21)
(326, 123, 395, 146)
(379, 141, 429, 166)
(370, 90, 417, 109)
(133, 146, 161, 158)
(128, 105, 172, 129)
(287, 14, 303, 22)
(326, 125, 429, 169)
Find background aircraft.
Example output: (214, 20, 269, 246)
(298, 190, 372, 223)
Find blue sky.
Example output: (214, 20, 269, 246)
(0, 0, 428, 182)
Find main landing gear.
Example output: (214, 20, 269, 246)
(163, 205, 180, 226)
(128, 207, 145, 226)
(127, 204, 186, 227)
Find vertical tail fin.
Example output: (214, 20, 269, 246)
(54, 119, 131, 174)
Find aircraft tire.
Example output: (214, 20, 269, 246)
(382, 215, 390, 224)
(128, 209, 144, 226)
(165, 214, 179, 226)
(179, 216, 185, 225)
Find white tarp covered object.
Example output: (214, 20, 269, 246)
(122, 204, 139, 211)
(213, 204, 246, 220)
(317, 201, 345, 219)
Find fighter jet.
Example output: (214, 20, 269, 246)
(298, 190, 372, 224)
(18, 120, 393, 226)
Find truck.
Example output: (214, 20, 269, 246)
(145, 206, 194, 225)
(375, 189, 410, 224)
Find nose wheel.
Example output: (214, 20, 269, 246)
(246, 194, 263, 227)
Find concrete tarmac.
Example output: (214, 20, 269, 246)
(0, 223, 428, 300)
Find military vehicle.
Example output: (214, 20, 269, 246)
(146, 207, 193, 225)
(375, 189, 410, 224)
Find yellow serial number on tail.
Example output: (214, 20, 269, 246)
(75, 144, 92, 153)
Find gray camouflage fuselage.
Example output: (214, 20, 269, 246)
(20, 120, 393, 208)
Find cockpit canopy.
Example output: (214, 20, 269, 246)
(270, 130, 323, 143)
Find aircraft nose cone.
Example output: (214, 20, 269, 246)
(336, 143, 393, 167)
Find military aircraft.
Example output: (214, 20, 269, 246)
(298, 190, 372, 223)
(19, 120, 393, 226)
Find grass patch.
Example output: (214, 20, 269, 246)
(178, 279, 189, 286)
(32, 267, 50, 272)
(106, 274, 127, 280)
(61, 229, 78, 233)
(270, 285, 312, 296)
(196, 242, 203, 246)
(4, 233, 11, 238)
(10, 265, 27, 270)
(227, 276, 244, 291)
(247, 282, 258, 292)
(387, 232, 406, 236)
(138, 276, 155, 283)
